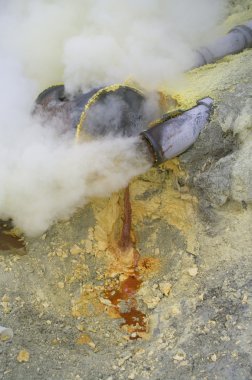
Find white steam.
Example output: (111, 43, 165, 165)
(64, 0, 227, 92)
(0, 0, 226, 236)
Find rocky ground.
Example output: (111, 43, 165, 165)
(0, 2, 252, 380)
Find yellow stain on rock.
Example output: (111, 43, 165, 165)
(129, 159, 198, 254)
(17, 350, 30, 363)
(76, 334, 96, 349)
(93, 193, 122, 252)
(88, 156, 199, 261)
(71, 24, 252, 328)
(138, 257, 160, 278)
(170, 49, 252, 110)
(72, 287, 104, 318)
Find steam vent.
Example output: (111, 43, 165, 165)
(0, 1, 252, 380)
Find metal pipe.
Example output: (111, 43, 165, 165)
(34, 20, 252, 165)
(141, 20, 252, 164)
(140, 97, 213, 165)
(34, 84, 147, 139)
(34, 88, 214, 165)
(192, 20, 252, 68)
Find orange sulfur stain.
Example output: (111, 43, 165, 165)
(105, 273, 147, 339)
(86, 186, 159, 339)
(138, 257, 160, 277)
(118, 186, 132, 251)
(106, 275, 141, 304)
(103, 186, 155, 339)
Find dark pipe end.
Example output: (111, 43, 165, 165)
(35, 85, 66, 106)
(140, 132, 160, 165)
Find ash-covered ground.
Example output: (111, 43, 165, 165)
(1, 2, 252, 380)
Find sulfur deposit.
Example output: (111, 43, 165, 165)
(0, 1, 252, 380)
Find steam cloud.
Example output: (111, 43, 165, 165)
(0, 0, 226, 236)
